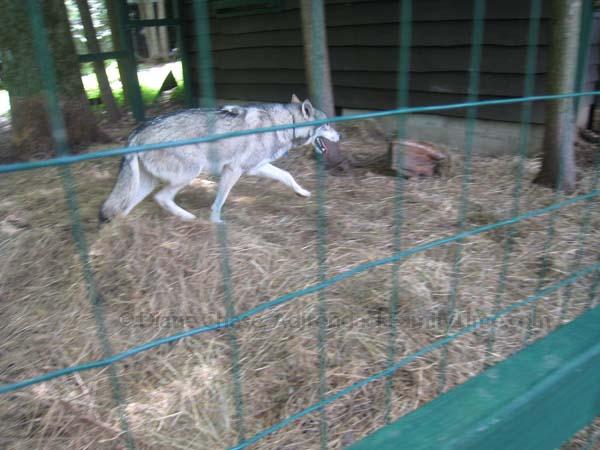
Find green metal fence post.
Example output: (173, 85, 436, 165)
(116, 0, 145, 121)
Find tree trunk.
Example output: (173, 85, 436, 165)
(156, 0, 170, 58)
(300, 0, 351, 173)
(300, 0, 334, 117)
(0, 0, 107, 160)
(534, 0, 581, 192)
(139, 1, 162, 61)
(74, 0, 121, 121)
(105, 0, 131, 101)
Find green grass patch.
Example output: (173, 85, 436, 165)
(84, 60, 185, 110)
(0, 61, 186, 117)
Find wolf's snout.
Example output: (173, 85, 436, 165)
(322, 126, 340, 143)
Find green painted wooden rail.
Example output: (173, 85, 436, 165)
(349, 306, 600, 450)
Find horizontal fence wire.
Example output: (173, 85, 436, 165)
(2, 2, 600, 448)
(1, 188, 599, 396)
(1, 91, 600, 174)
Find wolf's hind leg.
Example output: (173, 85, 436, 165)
(248, 163, 311, 197)
(124, 171, 158, 215)
(210, 165, 243, 223)
(154, 182, 196, 221)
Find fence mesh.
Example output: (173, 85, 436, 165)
(0, 0, 599, 449)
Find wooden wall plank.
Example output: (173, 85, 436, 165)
(182, 1, 599, 125)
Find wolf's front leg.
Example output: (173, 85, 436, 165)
(210, 165, 243, 223)
(248, 163, 311, 197)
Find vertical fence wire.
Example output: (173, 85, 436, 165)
(191, 0, 246, 443)
(486, 0, 542, 361)
(526, 0, 590, 343)
(25, 1, 135, 448)
(308, 1, 330, 447)
(384, 0, 412, 426)
(438, 0, 486, 394)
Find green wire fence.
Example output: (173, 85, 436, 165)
(1, 0, 599, 449)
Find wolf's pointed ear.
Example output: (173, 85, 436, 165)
(291, 93, 301, 104)
(301, 99, 314, 118)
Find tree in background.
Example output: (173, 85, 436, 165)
(156, 0, 170, 59)
(534, 0, 582, 192)
(300, 0, 351, 173)
(0, 0, 106, 160)
(66, 0, 112, 54)
(138, 0, 170, 61)
(74, 0, 121, 121)
(105, 0, 132, 106)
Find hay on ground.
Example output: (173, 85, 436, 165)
(0, 119, 598, 449)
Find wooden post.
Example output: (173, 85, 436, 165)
(534, 0, 583, 192)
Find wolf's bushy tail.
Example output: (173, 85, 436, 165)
(99, 154, 140, 223)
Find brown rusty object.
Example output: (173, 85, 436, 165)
(388, 139, 448, 178)
(316, 125, 447, 178)
(322, 138, 354, 174)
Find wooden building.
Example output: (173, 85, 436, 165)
(182, 0, 600, 154)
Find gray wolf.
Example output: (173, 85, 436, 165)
(99, 95, 340, 223)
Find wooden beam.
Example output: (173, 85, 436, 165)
(348, 306, 600, 450)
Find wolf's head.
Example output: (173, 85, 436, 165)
(290, 94, 340, 155)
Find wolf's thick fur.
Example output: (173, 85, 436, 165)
(99, 96, 339, 223)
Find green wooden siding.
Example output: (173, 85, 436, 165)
(348, 306, 600, 450)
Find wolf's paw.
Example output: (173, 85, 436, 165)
(210, 212, 224, 224)
(177, 211, 197, 221)
(296, 188, 311, 198)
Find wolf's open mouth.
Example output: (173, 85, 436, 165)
(314, 137, 328, 154)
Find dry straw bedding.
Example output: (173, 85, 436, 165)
(0, 119, 598, 449)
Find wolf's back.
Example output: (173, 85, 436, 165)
(127, 109, 218, 147)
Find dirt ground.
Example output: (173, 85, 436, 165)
(0, 113, 598, 449)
